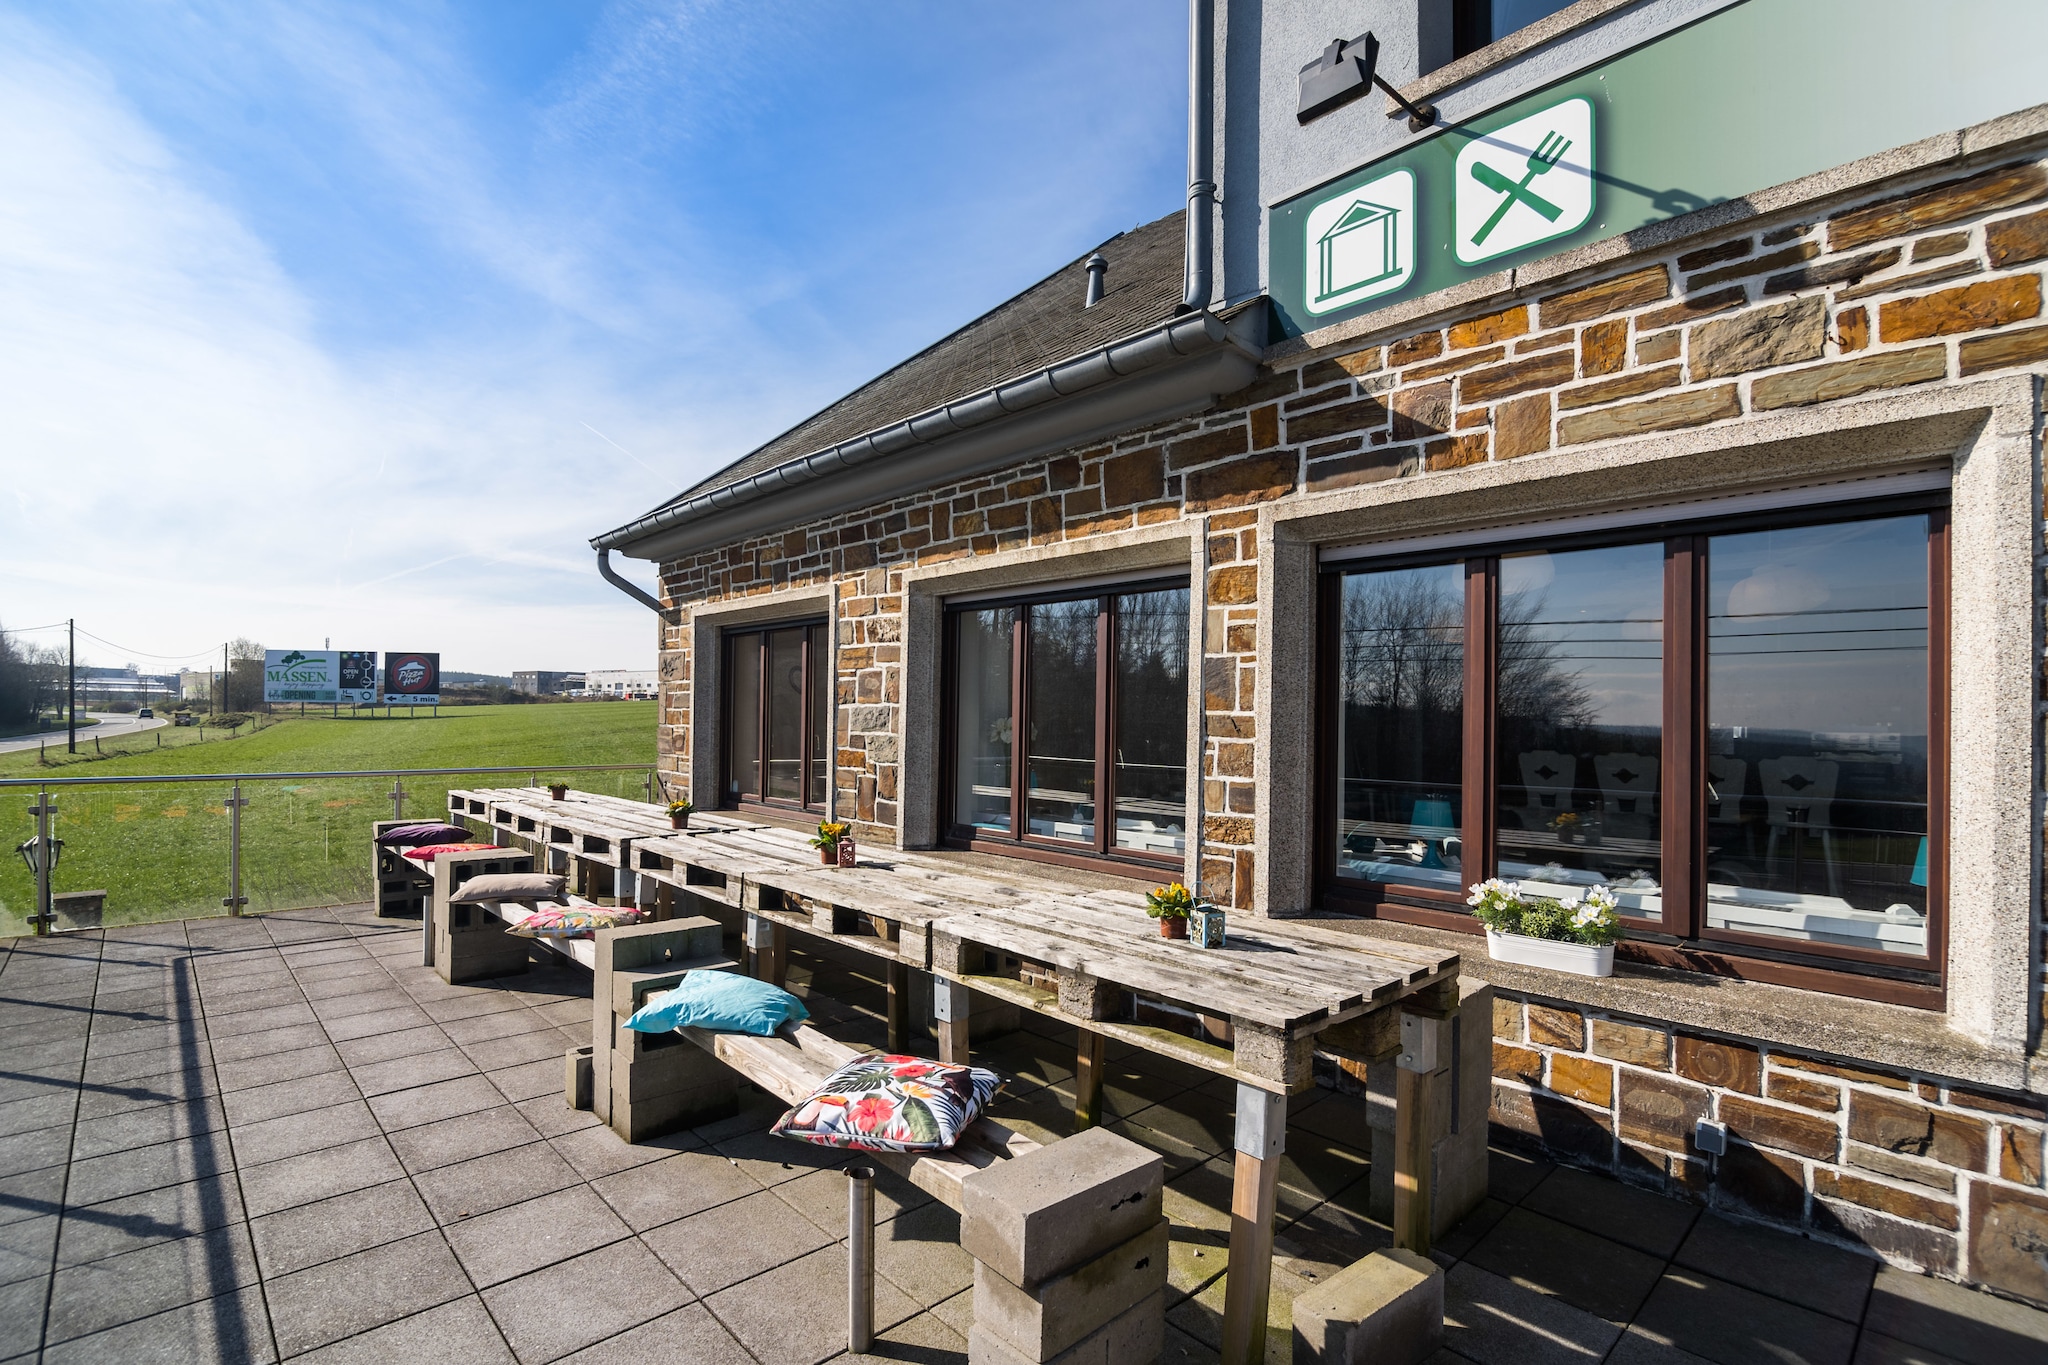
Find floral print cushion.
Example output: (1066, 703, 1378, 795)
(772, 1054, 1003, 1153)
(504, 906, 643, 939)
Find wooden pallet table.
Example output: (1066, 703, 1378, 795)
(451, 787, 760, 912)
(929, 896, 1458, 1365)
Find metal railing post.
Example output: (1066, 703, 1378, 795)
(847, 1165, 875, 1353)
(390, 781, 406, 820)
(644, 773, 653, 804)
(222, 781, 249, 916)
(29, 787, 54, 936)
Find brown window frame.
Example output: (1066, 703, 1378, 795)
(720, 619, 830, 817)
(940, 580, 1190, 879)
(1314, 494, 1950, 1008)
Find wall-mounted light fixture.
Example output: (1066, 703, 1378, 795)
(1297, 32, 1438, 130)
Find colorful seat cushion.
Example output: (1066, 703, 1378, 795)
(449, 872, 566, 903)
(772, 1055, 1003, 1153)
(505, 906, 643, 939)
(399, 843, 497, 865)
(375, 822, 473, 847)
(625, 972, 809, 1036)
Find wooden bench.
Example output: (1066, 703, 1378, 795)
(427, 846, 611, 982)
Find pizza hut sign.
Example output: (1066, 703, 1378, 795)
(384, 652, 440, 705)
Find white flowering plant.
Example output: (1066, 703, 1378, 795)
(1466, 879, 1623, 947)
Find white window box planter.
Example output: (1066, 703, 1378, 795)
(1485, 929, 1614, 978)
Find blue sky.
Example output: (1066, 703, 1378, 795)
(1, 1, 1186, 676)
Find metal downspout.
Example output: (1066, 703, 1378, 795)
(1181, 0, 1216, 313)
(597, 548, 666, 614)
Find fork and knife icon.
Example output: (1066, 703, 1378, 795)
(1469, 130, 1572, 246)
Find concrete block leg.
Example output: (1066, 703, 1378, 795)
(607, 1032, 737, 1142)
(962, 1127, 1167, 1364)
(1291, 1248, 1443, 1365)
(590, 916, 733, 1142)
(1370, 982, 1491, 1242)
(429, 848, 539, 985)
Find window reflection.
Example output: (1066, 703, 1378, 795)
(1706, 516, 1930, 955)
(1334, 564, 1465, 892)
(728, 639, 761, 800)
(1114, 589, 1189, 855)
(765, 629, 806, 803)
(1496, 546, 1664, 918)
(953, 608, 1015, 833)
(1026, 600, 1098, 843)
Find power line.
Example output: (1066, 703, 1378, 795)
(72, 628, 227, 664)
(0, 621, 71, 636)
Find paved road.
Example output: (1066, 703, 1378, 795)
(0, 710, 170, 755)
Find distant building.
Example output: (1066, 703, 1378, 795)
(177, 671, 213, 702)
(583, 669, 657, 699)
(512, 670, 584, 695)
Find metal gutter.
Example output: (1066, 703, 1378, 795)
(597, 548, 666, 614)
(592, 306, 1263, 563)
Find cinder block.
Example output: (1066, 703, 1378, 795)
(566, 1045, 594, 1110)
(968, 1287, 1163, 1365)
(962, 1127, 1163, 1290)
(1291, 1248, 1442, 1365)
(973, 1218, 1168, 1359)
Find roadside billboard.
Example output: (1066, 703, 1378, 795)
(338, 651, 377, 705)
(384, 652, 440, 705)
(263, 650, 343, 703)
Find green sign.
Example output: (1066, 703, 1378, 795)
(1269, 0, 2048, 337)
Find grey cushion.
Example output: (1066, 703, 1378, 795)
(449, 872, 566, 903)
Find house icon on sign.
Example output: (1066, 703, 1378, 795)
(1316, 197, 1401, 303)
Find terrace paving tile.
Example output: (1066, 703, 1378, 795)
(70, 1092, 226, 1161)
(202, 1001, 320, 1037)
(321, 1003, 438, 1043)
(1607, 1326, 1721, 1363)
(286, 960, 385, 988)
(416, 1140, 581, 1225)
(239, 1134, 405, 1219)
(547, 1120, 700, 1181)
(195, 983, 308, 1018)
(65, 1134, 232, 1207)
(0, 1161, 67, 1232)
(873, 1199, 974, 1310)
(773, 1164, 932, 1238)
(557, 1302, 752, 1365)
(214, 1042, 347, 1093)
(286, 1295, 516, 1365)
(1673, 1213, 1876, 1322)
(230, 1099, 382, 1167)
(370, 1073, 509, 1131)
(591, 1148, 763, 1231)
(482, 1237, 694, 1365)
(207, 1019, 326, 1063)
(0, 1212, 58, 1286)
(39, 1284, 277, 1365)
(387, 1103, 545, 1173)
(444, 1185, 634, 1288)
(1466, 1206, 1667, 1324)
(641, 1187, 834, 1294)
(489, 1055, 572, 1104)
(350, 1047, 482, 1098)
(833, 1305, 971, 1364)
(79, 1043, 210, 1089)
(55, 1171, 246, 1267)
(1523, 1165, 1702, 1260)
(72, 1066, 218, 1121)
(248, 1177, 437, 1280)
(334, 1021, 450, 1067)
(43, 1222, 261, 1344)
(1860, 1267, 2048, 1365)
(265, 1228, 473, 1358)
(218, 1068, 362, 1127)
(442, 1006, 560, 1046)
(711, 1126, 849, 1189)
(708, 1242, 920, 1365)
(417, 990, 537, 1023)
(1440, 1261, 1624, 1365)
(1632, 1267, 1858, 1365)
(516, 1091, 606, 1138)
(82, 1020, 203, 1060)
(462, 1028, 579, 1073)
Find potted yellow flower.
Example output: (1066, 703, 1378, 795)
(812, 821, 852, 866)
(1145, 882, 1196, 939)
(667, 798, 693, 830)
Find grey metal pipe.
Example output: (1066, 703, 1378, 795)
(0, 762, 650, 790)
(847, 1165, 876, 1353)
(597, 547, 666, 614)
(1182, 0, 1216, 312)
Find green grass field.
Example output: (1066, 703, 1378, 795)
(0, 703, 659, 935)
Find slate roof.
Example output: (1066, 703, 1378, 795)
(665, 208, 1188, 507)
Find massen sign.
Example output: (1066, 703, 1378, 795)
(264, 650, 378, 705)
(1269, 0, 2048, 337)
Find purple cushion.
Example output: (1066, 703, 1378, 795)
(375, 822, 472, 847)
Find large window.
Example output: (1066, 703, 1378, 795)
(945, 582, 1189, 870)
(723, 622, 830, 812)
(1320, 499, 1946, 1000)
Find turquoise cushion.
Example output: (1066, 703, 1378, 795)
(625, 971, 809, 1037)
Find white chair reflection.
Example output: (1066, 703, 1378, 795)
(1758, 757, 1841, 896)
(1594, 754, 1658, 842)
(1513, 750, 1576, 831)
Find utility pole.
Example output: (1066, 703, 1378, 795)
(66, 619, 75, 754)
(222, 642, 229, 714)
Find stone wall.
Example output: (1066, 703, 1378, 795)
(650, 141, 2048, 1298)
(1489, 991, 2048, 1306)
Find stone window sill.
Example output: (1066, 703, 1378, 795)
(1301, 914, 2040, 1095)
(1389, 0, 1646, 114)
